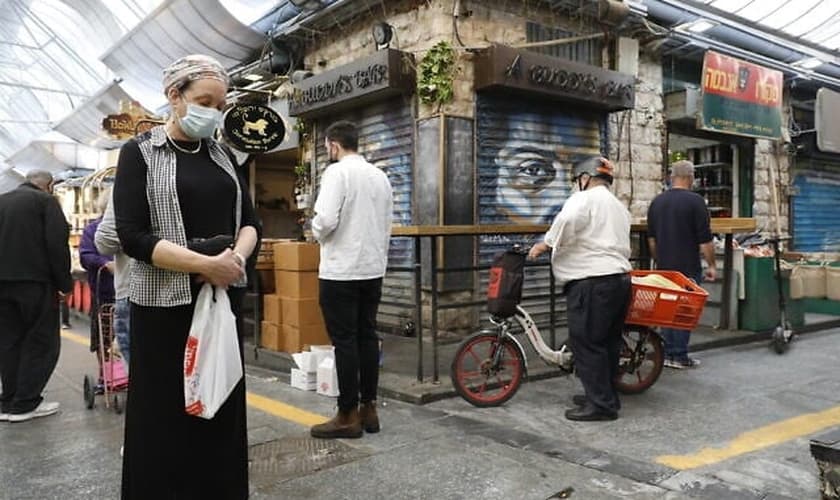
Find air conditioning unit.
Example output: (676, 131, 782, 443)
(664, 88, 701, 123)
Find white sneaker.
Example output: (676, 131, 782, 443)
(0, 413, 9, 422)
(8, 401, 60, 422)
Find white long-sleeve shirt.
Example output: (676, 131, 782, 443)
(544, 185, 632, 287)
(312, 154, 393, 280)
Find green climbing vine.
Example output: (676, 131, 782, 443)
(417, 41, 457, 106)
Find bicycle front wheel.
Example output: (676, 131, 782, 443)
(450, 332, 525, 407)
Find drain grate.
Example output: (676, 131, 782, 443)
(248, 437, 368, 488)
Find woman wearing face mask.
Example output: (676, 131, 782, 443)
(113, 54, 259, 500)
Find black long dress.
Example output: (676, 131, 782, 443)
(114, 137, 258, 500)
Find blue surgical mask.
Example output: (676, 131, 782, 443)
(178, 102, 221, 139)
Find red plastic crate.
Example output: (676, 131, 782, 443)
(625, 270, 709, 330)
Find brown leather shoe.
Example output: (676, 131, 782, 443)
(310, 407, 363, 439)
(359, 401, 380, 433)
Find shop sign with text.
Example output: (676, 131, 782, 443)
(289, 49, 415, 117)
(473, 45, 635, 111)
(700, 51, 783, 139)
(223, 104, 286, 153)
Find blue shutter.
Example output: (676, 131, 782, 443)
(793, 161, 840, 252)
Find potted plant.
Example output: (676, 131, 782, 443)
(294, 163, 311, 209)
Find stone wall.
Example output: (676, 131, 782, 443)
(609, 51, 667, 219)
(754, 139, 791, 236)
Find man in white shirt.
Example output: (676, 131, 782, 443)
(310, 121, 393, 439)
(528, 157, 632, 421)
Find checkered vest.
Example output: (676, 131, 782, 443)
(129, 126, 244, 307)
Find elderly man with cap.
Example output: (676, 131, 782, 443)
(528, 156, 632, 422)
(0, 170, 72, 423)
(647, 160, 716, 370)
(113, 54, 259, 500)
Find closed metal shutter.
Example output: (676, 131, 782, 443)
(315, 99, 414, 332)
(477, 94, 607, 329)
(793, 159, 840, 252)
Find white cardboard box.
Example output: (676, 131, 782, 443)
(291, 351, 317, 373)
(290, 368, 316, 391)
(316, 357, 339, 397)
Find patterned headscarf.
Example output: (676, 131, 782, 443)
(162, 54, 229, 94)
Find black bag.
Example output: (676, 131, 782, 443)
(187, 235, 234, 256)
(487, 250, 525, 318)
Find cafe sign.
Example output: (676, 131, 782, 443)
(474, 45, 635, 111)
(222, 104, 286, 153)
(289, 48, 415, 117)
(102, 100, 159, 139)
(699, 51, 783, 139)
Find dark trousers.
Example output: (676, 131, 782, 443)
(565, 273, 631, 414)
(319, 278, 383, 412)
(0, 282, 61, 414)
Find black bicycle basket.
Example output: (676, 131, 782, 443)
(487, 249, 526, 318)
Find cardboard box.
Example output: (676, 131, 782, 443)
(282, 323, 329, 353)
(290, 368, 316, 391)
(260, 321, 281, 351)
(273, 242, 320, 271)
(257, 269, 275, 294)
(316, 357, 339, 397)
(262, 294, 281, 324)
(282, 297, 324, 327)
(291, 351, 318, 373)
(275, 270, 319, 299)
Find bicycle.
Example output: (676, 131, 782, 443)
(450, 248, 709, 407)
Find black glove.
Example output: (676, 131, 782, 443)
(187, 235, 234, 256)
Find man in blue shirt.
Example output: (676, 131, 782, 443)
(647, 160, 717, 369)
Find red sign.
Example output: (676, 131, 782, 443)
(700, 51, 783, 139)
(702, 51, 782, 107)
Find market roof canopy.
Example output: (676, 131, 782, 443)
(0, 0, 162, 163)
(53, 80, 142, 150)
(698, 0, 840, 52)
(6, 132, 106, 174)
(100, 0, 268, 111)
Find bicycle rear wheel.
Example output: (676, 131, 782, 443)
(450, 332, 525, 407)
(616, 325, 664, 394)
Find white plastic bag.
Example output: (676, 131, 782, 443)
(184, 283, 243, 419)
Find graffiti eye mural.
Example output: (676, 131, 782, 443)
(505, 148, 559, 192)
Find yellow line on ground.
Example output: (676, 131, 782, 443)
(246, 392, 328, 427)
(61, 330, 90, 346)
(657, 404, 840, 470)
(62, 331, 328, 428)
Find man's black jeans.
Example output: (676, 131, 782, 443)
(565, 273, 631, 414)
(0, 282, 61, 414)
(319, 278, 382, 412)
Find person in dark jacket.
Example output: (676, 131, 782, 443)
(80, 189, 115, 358)
(0, 170, 72, 423)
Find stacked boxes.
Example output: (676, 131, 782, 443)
(259, 294, 282, 351)
(273, 242, 330, 353)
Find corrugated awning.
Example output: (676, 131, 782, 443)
(52, 80, 141, 150)
(100, 0, 268, 110)
(7, 133, 106, 175)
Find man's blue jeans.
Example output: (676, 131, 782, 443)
(661, 273, 702, 363)
(114, 297, 130, 368)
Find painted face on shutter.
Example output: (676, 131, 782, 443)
(494, 141, 568, 224)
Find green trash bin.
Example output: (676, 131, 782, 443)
(738, 256, 805, 331)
